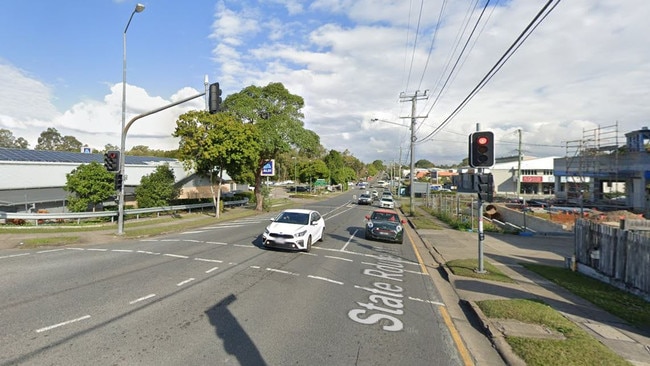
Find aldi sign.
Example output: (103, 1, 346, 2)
(261, 159, 275, 176)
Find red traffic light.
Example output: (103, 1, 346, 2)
(476, 136, 489, 145)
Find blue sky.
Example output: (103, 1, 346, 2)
(2, 0, 650, 165)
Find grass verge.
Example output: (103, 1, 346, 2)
(21, 236, 81, 248)
(522, 263, 650, 330)
(477, 299, 630, 366)
(446, 258, 515, 283)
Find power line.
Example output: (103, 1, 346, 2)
(418, 0, 562, 144)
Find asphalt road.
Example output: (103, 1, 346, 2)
(1, 192, 479, 365)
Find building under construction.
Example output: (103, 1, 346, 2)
(553, 124, 650, 216)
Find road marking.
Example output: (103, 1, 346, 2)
(250, 265, 261, 269)
(205, 267, 219, 273)
(37, 249, 65, 254)
(86, 248, 108, 252)
(207, 241, 227, 245)
(325, 255, 353, 262)
(112, 249, 133, 253)
(137, 250, 160, 255)
(176, 278, 195, 286)
(340, 230, 358, 252)
(182, 239, 201, 242)
(130, 294, 156, 304)
(299, 252, 317, 256)
(164, 253, 189, 259)
(308, 275, 344, 285)
(36, 315, 91, 333)
(234, 244, 255, 248)
(181, 231, 205, 234)
(195, 258, 222, 263)
(0, 253, 31, 259)
(206, 225, 245, 229)
(408, 296, 445, 306)
(67, 247, 85, 251)
(266, 268, 299, 276)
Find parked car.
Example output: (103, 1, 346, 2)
(364, 209, 405, 244)
(379, 196, 395, 209)
(262, 209, 325, 252)
(357, 193, 373, 205)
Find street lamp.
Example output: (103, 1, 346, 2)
(118, 3, 145, 235)
(371, 118, 415, 216)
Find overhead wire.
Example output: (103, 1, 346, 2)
(403, 0, 426, 94)
(417, 0, 562, 144)
(416, 0, 448, 91)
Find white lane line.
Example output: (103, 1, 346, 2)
(137, 250, 160, 255)
(300, 252, 317, 257)
(112, 249, 133, 253)
(324, 255, 353, 262)
(206, 241, 227, 245)
(307, 275, 344, 285)
(181, 231, 205, 234)
(182, 239, 201, 243)
(233, 244, 255, 248)
(205, 224, 245, 229)
(339, 230, 358, 252)
(177, 278, 195, 286)
(266, 268, 299, 276)
(129, 294, 156, 305)
(408, 296, 445, 306)
(250, 265, 261, 269)
(37, 249, 65, 254)
(140, 239, 160, 242)
(205, 267, 219, 273)
(86, 248, 108, 252)
(36, 315, 91, 333)
(0, 253, 31, 259)
(66, 248, 85, 251)
(160, 239, 177, 242)
(164, 254, 189, 259)
(194, 258, 223, 263)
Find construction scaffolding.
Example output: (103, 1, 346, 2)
(562, 123, 621, 203)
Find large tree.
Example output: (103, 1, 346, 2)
(223, 82, 319, 210)
(135, 164, 180, 208)
(0, 129, 29, 149)
(64, 162, 115, 212)
(173, 110, 260, 217)
(35, 127, 84, 152)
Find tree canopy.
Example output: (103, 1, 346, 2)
(135, 164, 180, 208)
(64, 162, 115, 212)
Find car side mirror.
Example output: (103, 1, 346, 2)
(365, 215, 370, 220)
(401, 219, 406, 224)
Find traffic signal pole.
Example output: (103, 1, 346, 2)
(116, 90, 208, 235)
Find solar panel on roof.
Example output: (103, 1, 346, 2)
(0, 147, 177, 164)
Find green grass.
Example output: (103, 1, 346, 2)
(477, 299, 630, 366)
(21, 236, 81, 248)
(522, 263, 650, 330)
(446, 258, 516, 283)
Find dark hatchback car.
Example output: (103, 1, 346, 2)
(357, 193, 373, 205)
(364, 209, 405, 244)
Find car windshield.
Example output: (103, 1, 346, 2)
(371, 212, 399, 222)
(276, 212, 310, 225)
(381, 197, 393, 202)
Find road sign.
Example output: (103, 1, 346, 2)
(261, 159, 275, 176)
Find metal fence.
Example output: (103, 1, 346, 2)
(0, 199, 249, 225)
(575, 218, 650, 298)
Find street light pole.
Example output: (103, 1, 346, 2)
(118, 3, 145, 235)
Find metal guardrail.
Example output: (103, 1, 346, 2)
(0, 199, 249, 223)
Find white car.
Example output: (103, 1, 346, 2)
(380, 196, 395, 209)
(262, 209, 325, 252)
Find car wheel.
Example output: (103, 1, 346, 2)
(364, 231, 370, 240)
(305, 236, 312, 252)
(398, 237, 403, 244)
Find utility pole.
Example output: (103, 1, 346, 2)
(516, 128, 522, 198)
(399, 90, 428, 216)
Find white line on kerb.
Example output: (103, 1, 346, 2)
(307, 275, 344, 285)
(164, 254, 189, 259)
(266, 268, 299, 276)
(177, 278, 195, 286)
(205, 267, 219, 273)
(324, 255, 353, 262)
(130, 294, 156, 305)
(36, 315, 91, 333)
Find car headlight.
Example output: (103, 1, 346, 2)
(295, 230, 307, 237)
(396, 225, 402, 232)
(367, 222, 373, 228)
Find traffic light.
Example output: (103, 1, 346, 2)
(469, 131, 494, 167)
(104, 150, 120, 172)
(209, 82, 222, 114)
(114, 173, 123, 191)
(475, 173, 494, 202)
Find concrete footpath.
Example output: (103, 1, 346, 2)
(411, 215, 650, 366)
